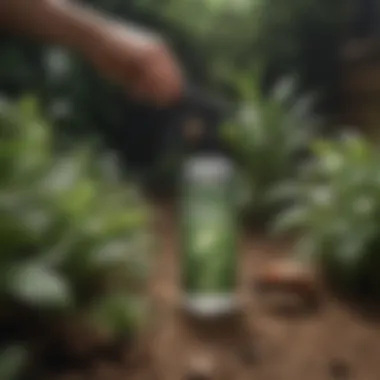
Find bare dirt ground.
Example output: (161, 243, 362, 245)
(145, 204, 380, 380)
(56, 204, 380, 380)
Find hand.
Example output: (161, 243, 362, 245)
(84, 21, 184, 107)
(0, 0, 184, 107)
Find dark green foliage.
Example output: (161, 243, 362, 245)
(273, 135, 380, 302)
(0, 97, 152, 377)
(221, 71, 316, 224)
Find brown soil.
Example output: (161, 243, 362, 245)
(54, 204, 380, 380)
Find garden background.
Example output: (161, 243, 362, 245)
(1, 1, 380, 379)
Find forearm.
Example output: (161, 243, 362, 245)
(0, 0, 183, 106)
(0, 0, 110, 53)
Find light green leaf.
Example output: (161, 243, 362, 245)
(271, 76, 297, 103)
(7, 263, 72, 308)
(91, 240, 133, 266)
(272, 206, 308, 234)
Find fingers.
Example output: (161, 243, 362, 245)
(129, 41, 184, 107)
(87, 21, 185, 107)
(53, 0, 185, 108)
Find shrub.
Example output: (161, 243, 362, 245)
(273, 134, 380, 303)
(0, 96, 152, 377)
(221, 71, 317, 224)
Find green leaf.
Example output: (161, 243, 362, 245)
(272, 206, 308, 234)
(0, 345, 28, 380)
(36, 231, 80, 267)
(18, 95, 39, 122)
(7, 263, 72, 309)
(90, 295, 147, 335)
(223, 73, 314, 220)
(91, 240, 134, 267)
(271, 76, 297, 103)
(265, 181, 300, 203)
(40, 152, 87, 195)
(19, 205, 54, 239)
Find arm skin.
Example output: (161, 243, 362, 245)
(0, 0, 184, 106)
(0, 0, 104, 52)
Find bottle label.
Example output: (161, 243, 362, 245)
(181, 155, 237, 295)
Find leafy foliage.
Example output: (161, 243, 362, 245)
(222, 71, 316, 223)
(0, 96, 152, 376)
(0, 345, 28, 380)
(273, 134, 380, 300)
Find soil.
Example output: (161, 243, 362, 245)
(53, 203, 380, 380)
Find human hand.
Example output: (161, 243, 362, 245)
(0, 0, 184, 107)
(83, 21, 184, 107)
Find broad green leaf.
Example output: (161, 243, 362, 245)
(7, 263, 72, 308)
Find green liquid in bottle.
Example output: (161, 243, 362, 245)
(180, 154, 238, 316)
